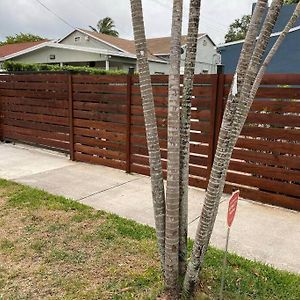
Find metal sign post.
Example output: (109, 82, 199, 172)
(219, 190, 240, 300)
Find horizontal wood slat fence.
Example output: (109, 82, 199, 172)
(0, 72, 299, 211)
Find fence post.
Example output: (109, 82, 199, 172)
(126, 67, 134, 173)
(207, 66, 225, 183)
(214, 67, 225, 154)
(68, 73, 75, 161)
(0, 72, 6, 142)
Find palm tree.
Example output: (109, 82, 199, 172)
(129, 0, 166, 269)
(179, 0, 202, 277)
(165, 0, 183, 294)
(89, 17, 119, 37)
(183, 0, 284, 295)
(182, 0, 270, 294)
(131, 0, 295, 297)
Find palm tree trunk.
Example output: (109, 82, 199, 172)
(252, 2, 300, 95)
(179, 0, 202, 277)
(207, 0, 284, 236)
(165, 0, 183, 294)
(204, 0, 284, 271)
(130, 0, 166, 268)
(183, 0, 270, 295)
(208, 0, 281, 222)
(229, 0, 283, 150)
(230, 1, 300, 169)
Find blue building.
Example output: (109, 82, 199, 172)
(218, 4, 300, 74)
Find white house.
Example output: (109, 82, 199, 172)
(147, 33, 220, 74)
(0, 28, 220, 74)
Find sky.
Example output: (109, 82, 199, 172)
(0, 0, 256, 45)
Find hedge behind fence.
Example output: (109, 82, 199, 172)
(2, 61, 128, 75)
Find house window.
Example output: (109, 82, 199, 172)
(203, 39, 207, 46)
(49, 54, 56, 60)
(74, 36, 81, 42)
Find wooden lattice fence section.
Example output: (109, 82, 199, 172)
(71, 74, 128, 170)
(130, 75, 220, 190)
(0, 72, 299, 211)
(0, 73, 70, 151)
(223, 74, 300, 209)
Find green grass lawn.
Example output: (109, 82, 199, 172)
(0, 179, 299, 299)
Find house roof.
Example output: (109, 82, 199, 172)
(69, 29, 210, 57)
(218, 25, 300, 48)
(79, 29, 136, 54)
(147, 34, 206, 55)
(0, 40, 48, 58)
(77, 29, 160, 61)
(50, 43, 138, 59)
(0, 40, 167, 64)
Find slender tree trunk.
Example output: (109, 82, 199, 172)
(205, 0, 284, 241)
(179, 0, 202, 277)
(206, 1, 284, 266)
(252, 2, 300, 95)
(165, 0, 183, 295)
(183, 0, 270, 295)
(229, 0, 283, 150)
(230, 1, 300, 167)
(223, 1, 300, 182)
(130, 0, 166, 268)
(206, 0, 273, 219)
(202, 0, 285, 275)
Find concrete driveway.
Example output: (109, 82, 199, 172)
(1, 142, 299, 274)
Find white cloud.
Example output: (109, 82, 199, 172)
(0, 0, 255, 44)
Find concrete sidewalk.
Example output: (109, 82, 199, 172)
(1, 142, 299, 274)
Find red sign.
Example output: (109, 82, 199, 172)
(227, 190, 240, 227)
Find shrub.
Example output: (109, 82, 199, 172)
(2, 61, 127, 75)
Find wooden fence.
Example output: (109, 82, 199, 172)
(0, 73, 70, 151)
(0, 72, 299, 211)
